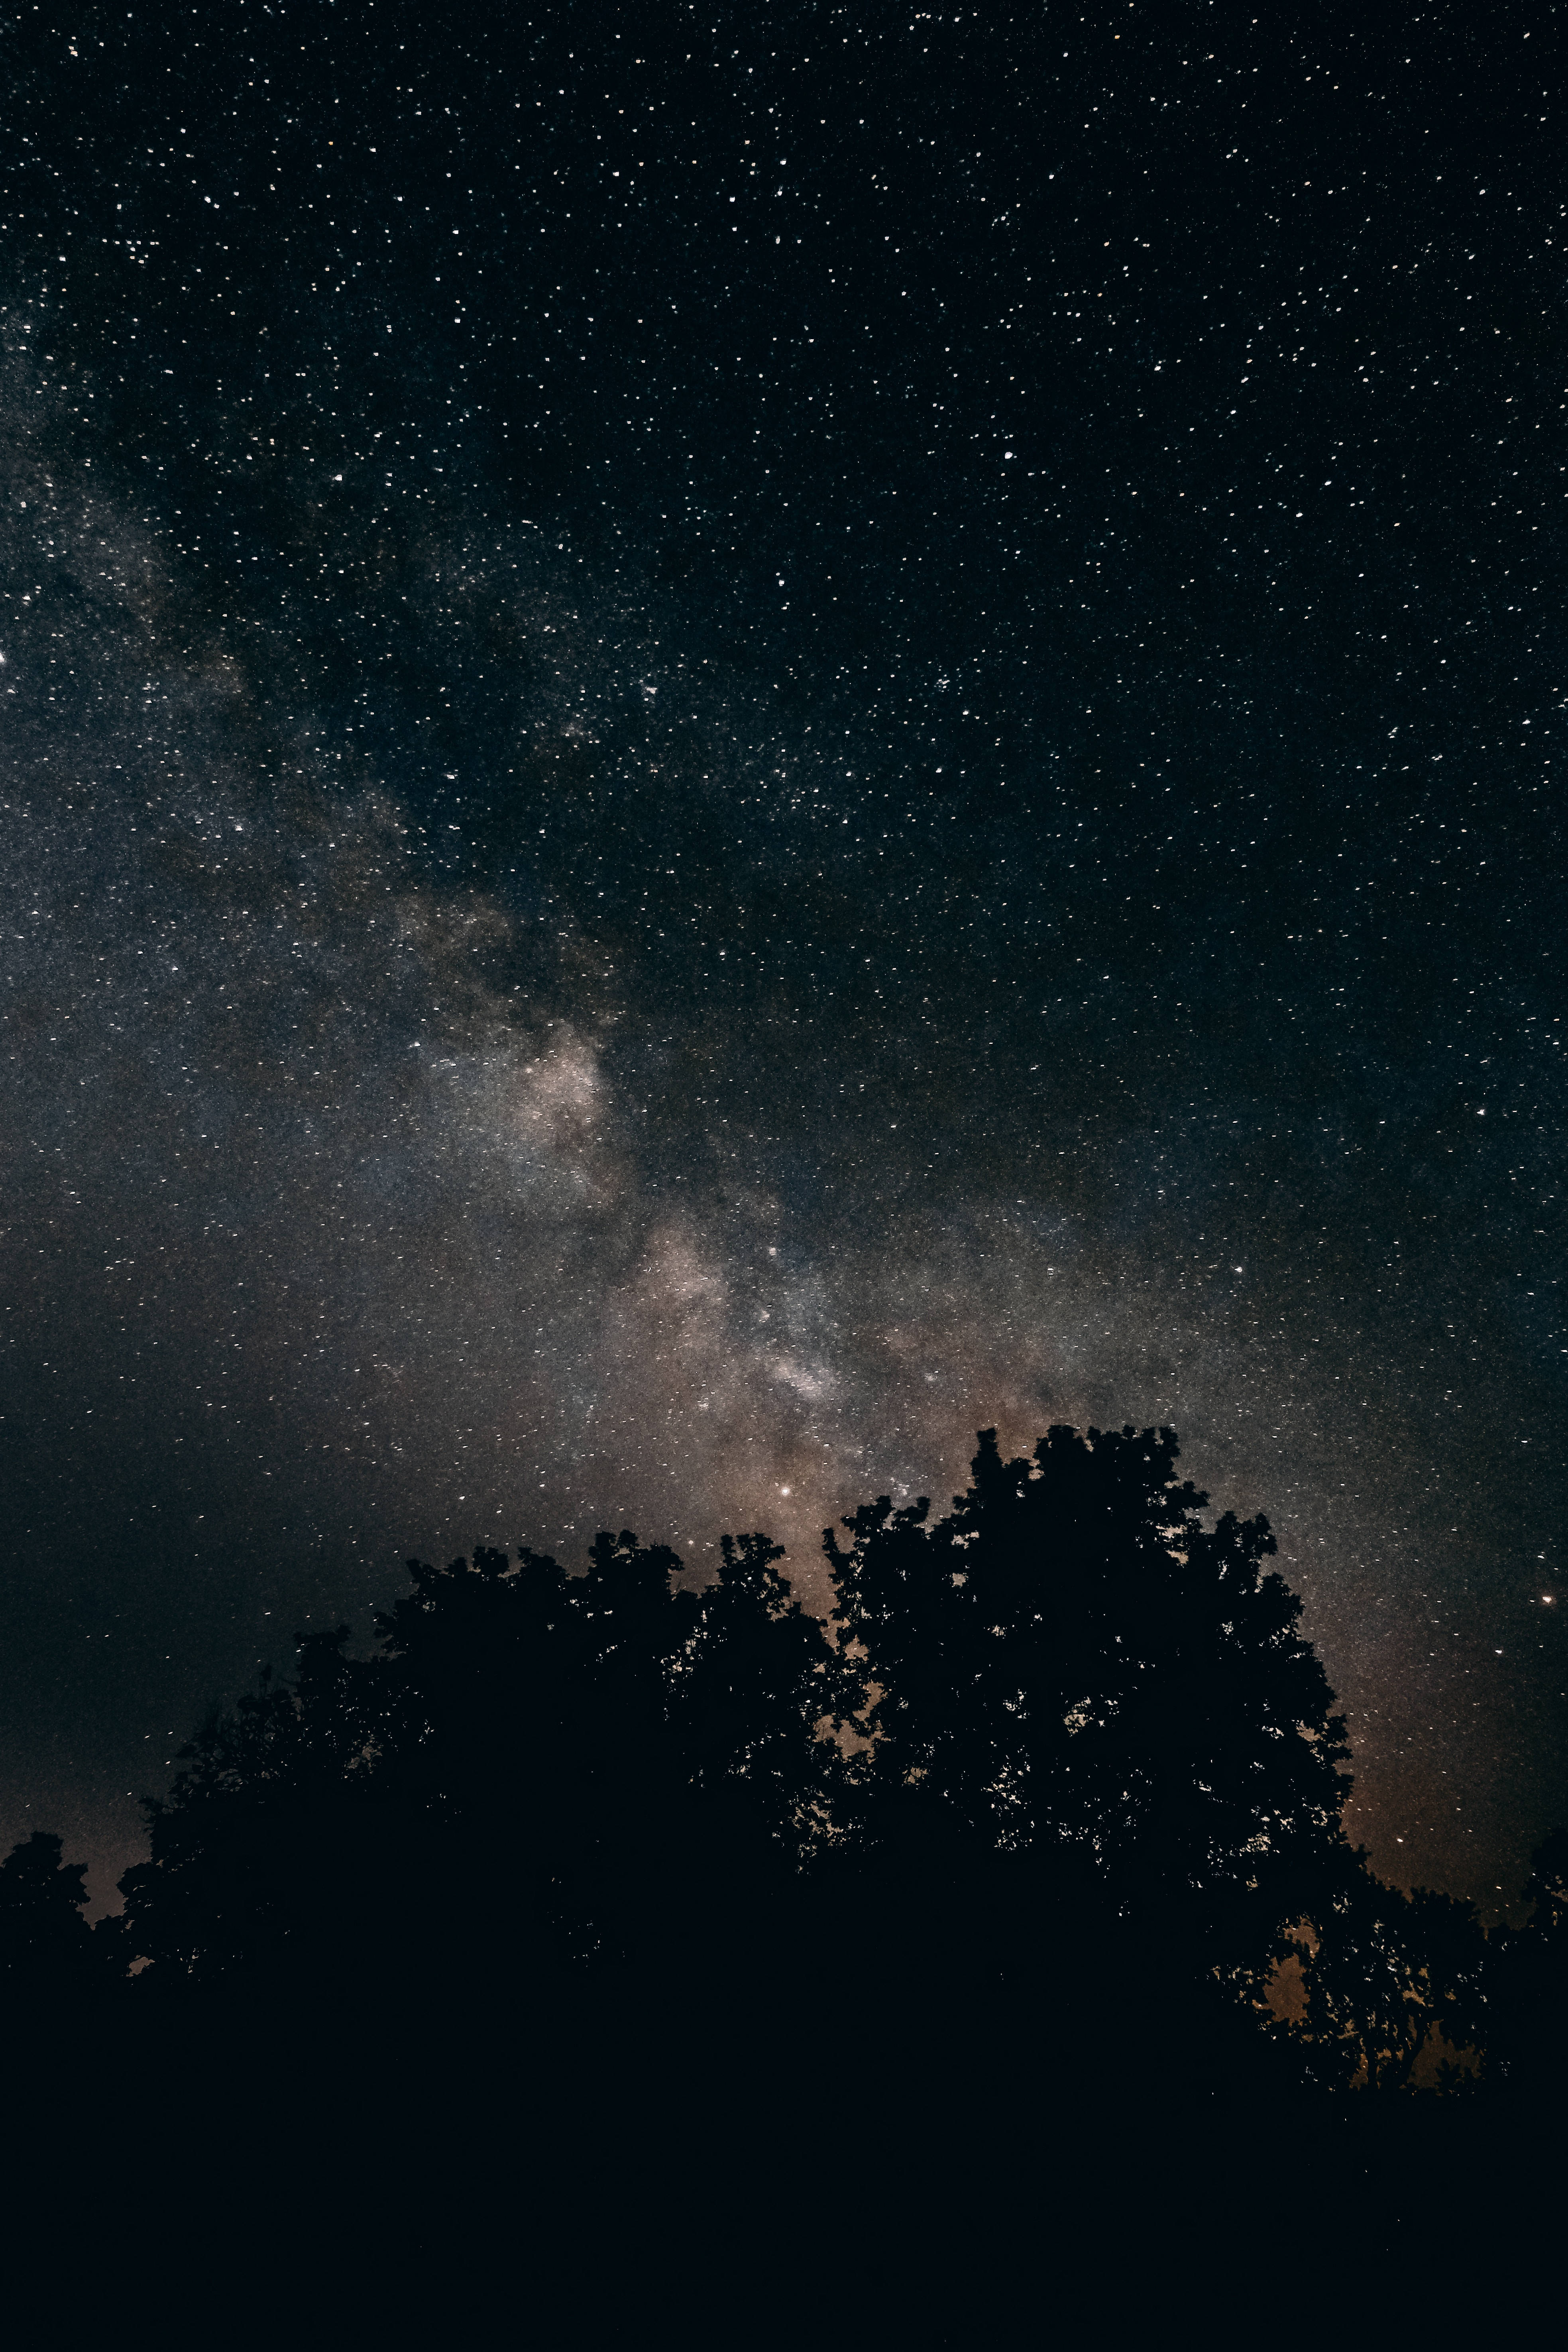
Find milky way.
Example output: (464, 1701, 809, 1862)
(2, 3, 1563, 1905)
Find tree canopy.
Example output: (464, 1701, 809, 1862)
(7, 1422, 1552, 2108)
(0, 1830, 98, 1998)
(826, 1425, 1349, 1992)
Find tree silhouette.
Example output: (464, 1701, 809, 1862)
(120, 1526, 836, 1994)
(674, 1531, 841, 1873)
(1287, 1854, 1487, 2090)
(825, 1426, 1350, 2002)
(97, 1421, 1553, 2116)
(4, 1434, 1554, 2352)
(0, 1831, 102, 2000)
(1483, 1824, 1568, 2101)
(118, 1630, 389, 1990)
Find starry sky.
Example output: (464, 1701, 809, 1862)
(2, 0, 1563, 1910)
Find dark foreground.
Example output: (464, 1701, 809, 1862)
(7, 1909, 1552, 2343)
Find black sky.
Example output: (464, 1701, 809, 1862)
(2, 0, 1563, 1908)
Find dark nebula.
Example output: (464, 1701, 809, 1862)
(1, 1, 1562, 1907)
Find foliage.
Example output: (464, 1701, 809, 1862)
(0, 1830, 103, 1997)
(1285, 1853, 1488, 2090)
(825, 1426, 1350, 1990)
(117, 1631, 388, 1985)
(120, 1525, 834, 1984)
(8, 1421, 1546, 2100)
(1479, 1824, 1568, 2099)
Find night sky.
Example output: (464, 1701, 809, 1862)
(2, 1, 1562, 1911)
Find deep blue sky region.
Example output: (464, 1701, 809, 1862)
(2, 0, 1563, 1908)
